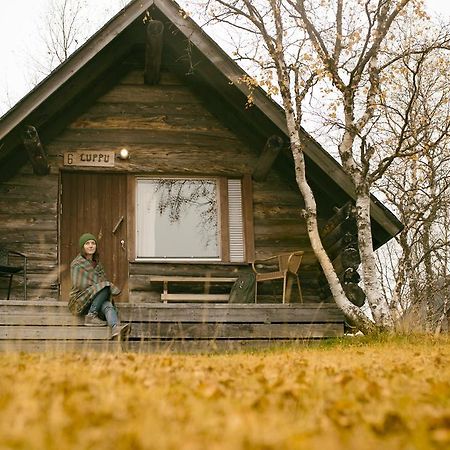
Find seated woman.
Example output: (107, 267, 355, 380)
(68, 233, 129, 339)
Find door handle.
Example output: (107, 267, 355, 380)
(112, 216, 124, 234)
(120, 239, 126, 251)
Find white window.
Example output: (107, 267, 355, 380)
(136, 178, 246, 262)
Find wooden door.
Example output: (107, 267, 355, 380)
(60, 172, 128, 301)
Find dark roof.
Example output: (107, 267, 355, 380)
(0, 0, 402, 245)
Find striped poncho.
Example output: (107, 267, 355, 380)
(68, 254, 120, 315)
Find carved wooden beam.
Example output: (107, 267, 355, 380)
(321, 218, 357, 251)
(332, 247, 361, 275)
(326, 232, 357, 261)
(144, 20, 164, 85)
(22, 125, 50, 175)
(252, 135, 284, 181)
(321, 201, 356, 237)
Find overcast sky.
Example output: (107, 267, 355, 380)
(0, 0, 449, 115)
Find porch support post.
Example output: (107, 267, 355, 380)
(252, 135, 283, 181)
(144, 20, 164, 85)
(22, 125, 50, 175)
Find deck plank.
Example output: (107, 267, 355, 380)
(0, 326, 110, 340)
(0, 300, 345, 345)
(129, 322, 344, 339)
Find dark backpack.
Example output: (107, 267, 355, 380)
(229, 272, 256, 303)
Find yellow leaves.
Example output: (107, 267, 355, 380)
(237, 74, 279, 107)
(371, 411, 408, 435)
(0, 338, 450, 449)
(428, 413, 450, 445)
(177, 8, 190, 20)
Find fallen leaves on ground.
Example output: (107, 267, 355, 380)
(0, 336, 449, 450)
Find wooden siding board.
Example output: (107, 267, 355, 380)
(129, 322, 344, 339)
(119, 306, 344, 323)
(0, 326, 110, 340)
(0, 314, 85, 326)
(97, 84, 204, 104)
(52, 128, 241, 147)
(78, 100, 217, 118)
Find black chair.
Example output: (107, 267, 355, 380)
(0, 246, 27, 300)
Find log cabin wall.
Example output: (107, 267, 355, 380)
(0, 66, 322, 303)
(0, 170, 59, 300)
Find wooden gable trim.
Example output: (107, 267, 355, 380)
(0, 0, 155, 141)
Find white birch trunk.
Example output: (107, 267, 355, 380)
(283, 115, 377, 334)
(355, 191, 394, 328)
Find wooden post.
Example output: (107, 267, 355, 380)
(252, 135, 284, 181)
(22, 125, 50, 175)
(144, 20, 164, 85)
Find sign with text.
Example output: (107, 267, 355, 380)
(64, 151, 115, 167)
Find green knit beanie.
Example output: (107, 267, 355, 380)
(79, 233, 97, 250)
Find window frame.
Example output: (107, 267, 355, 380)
(131, 175, 254, 264)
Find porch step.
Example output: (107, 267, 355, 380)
(0, 300, 345, 352)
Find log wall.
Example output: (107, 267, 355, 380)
(0, 67, 321, 303)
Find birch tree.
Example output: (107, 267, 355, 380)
(195, 0, 450, 332)
(372, 15, 450, 332)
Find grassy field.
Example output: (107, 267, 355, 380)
(0, 336, 449, 450)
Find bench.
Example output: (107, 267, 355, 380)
(148, 276, 238, 302)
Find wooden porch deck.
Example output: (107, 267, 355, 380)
(0, 300, 345, 352)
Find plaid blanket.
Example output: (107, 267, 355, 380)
(68, 254, 120, 315)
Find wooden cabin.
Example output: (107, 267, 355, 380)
(0, 0, 402, 350)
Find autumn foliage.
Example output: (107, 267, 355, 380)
(0, 337, 449, 449)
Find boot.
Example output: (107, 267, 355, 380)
(85, 313, 107, 327)
(110, 323, 130, 340)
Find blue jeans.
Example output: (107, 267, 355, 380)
(88, 287, 119, 327)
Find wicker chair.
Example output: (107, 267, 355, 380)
(252, 251, 303, 304)
(0, 245, 27, 300)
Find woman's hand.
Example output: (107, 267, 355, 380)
(110, 284, 121, 296)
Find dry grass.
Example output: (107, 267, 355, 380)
(0, 336, 449, 450)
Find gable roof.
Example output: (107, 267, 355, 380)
(0, 0, 402, 246)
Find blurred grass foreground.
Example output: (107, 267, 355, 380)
(0, 336, 449, 450)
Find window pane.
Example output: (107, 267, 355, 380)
(137, 179, 219, 259)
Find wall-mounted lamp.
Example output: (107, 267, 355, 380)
(118, 148, 130, 160)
